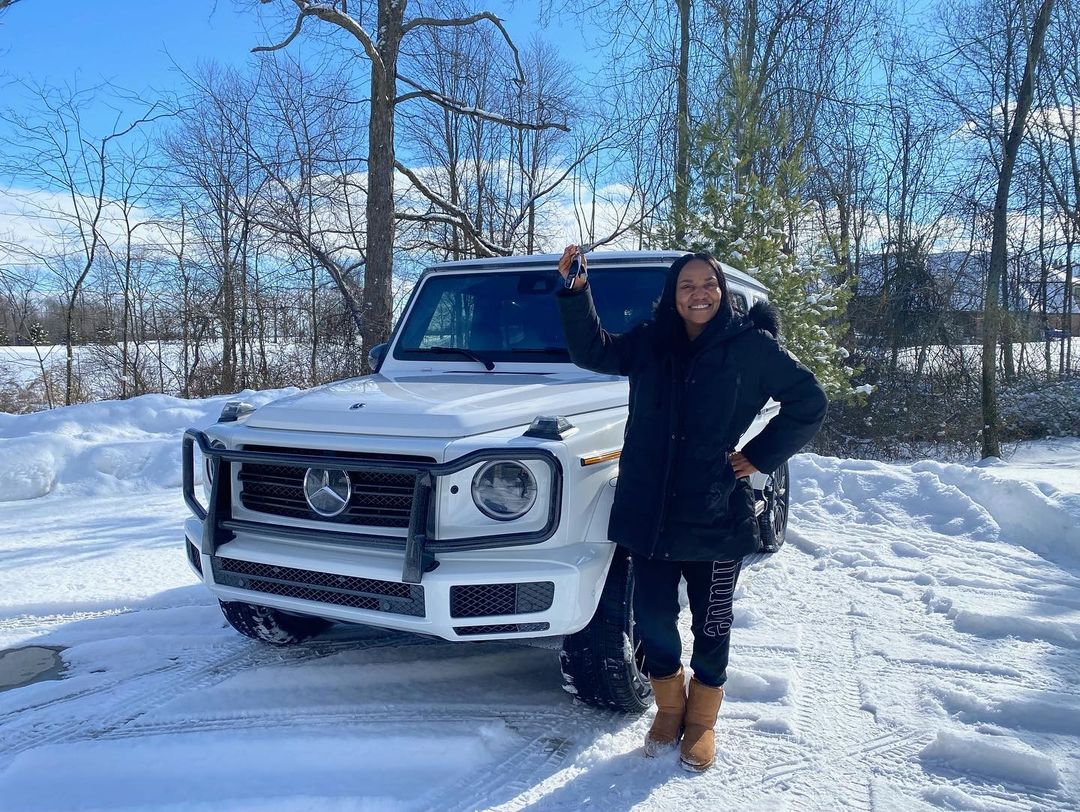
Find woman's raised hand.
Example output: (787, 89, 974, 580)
(557, 244, 588, 291)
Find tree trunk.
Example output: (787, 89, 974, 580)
(361, 0, 404, 370)
(672, 0, 691, 247)
(179, 207, 191, 399)
(981, 0, 1055, 459)
(310, 254, 318, 386)
(1001, 261, 1015, 382)
(121, 223, 132, 399)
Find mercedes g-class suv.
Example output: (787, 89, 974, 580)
(182, 251, 789, 711)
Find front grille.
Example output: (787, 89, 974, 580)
(450, 582, 555, 618)
(186, 540, 203, 576)
(236, 446, 435, 528)
(454, 623, 550, 636)
(211, 556, 425, 617)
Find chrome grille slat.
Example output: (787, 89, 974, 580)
(236, 447, 435, 528)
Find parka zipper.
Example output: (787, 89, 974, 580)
(649, 351, 697, 559)
(648, 343, 746, 559)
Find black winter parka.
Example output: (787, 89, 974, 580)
(557, 282, 828, 562)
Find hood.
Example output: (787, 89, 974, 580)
(244, 372, 629, 438)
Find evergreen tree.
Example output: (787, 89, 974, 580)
(666, 57, 858, 401)
(28, 322, 49, 346)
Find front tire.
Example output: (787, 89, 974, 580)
(758, 461, 790, 553)
(219, 600, 332, 645)
(560, 550, 652, 713)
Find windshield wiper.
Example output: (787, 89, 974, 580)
(416, 346, 495, 370)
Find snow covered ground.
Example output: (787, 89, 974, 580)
(1, 395, 1079, 810)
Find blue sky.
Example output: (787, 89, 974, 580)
(3, 2, 272, 95)
(1, 1, 576, 111)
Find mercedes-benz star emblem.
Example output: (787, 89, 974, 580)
(302, 468, 352, 517)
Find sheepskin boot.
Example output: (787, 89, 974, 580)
(643, 667, 686, 757)
(679, 677, 724, 771)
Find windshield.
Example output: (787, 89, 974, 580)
(394, 267, 668, 364)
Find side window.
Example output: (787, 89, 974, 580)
(407, 289, 475, 348)
(730, 290, 749, 315)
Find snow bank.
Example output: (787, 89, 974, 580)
(919, 729, 1061, 789)
(792, 442, 1080, 571)
(0, 390, 297, 501)
(934, 686, 1080, 735)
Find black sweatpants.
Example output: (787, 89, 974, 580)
(631, 554, 742, 687)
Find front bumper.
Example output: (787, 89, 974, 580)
(184, 518, 613, 640)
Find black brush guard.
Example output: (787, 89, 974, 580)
(183, 429, 563, 585)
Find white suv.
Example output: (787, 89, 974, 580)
(182, 251, 789, 711)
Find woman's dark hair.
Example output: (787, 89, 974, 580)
(652, 251, 734, 352)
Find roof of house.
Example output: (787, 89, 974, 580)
(856, 250, 1079, 314)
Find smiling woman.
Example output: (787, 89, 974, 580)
(674, 259, 727, 339)
(556, 246, 828, 771)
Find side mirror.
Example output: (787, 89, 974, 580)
(368, 342, 388, 372)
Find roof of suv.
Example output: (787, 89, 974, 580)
(425, 250, 768, 294)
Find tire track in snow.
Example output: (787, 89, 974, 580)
(0, 640, 258, 767)
(0, 608, 130, 636)
(96, 705, 575, 741)
(422, 714, 609, 812)
(739, 549, 1078, 812)
(724, 554, 935, 810)
(0, 633, 434, 766)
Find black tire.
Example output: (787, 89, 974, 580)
(218, 600, 332, 646)
(758, 461, 790, 553)
(560, 550, 652, 713)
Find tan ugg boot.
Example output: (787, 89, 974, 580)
(679, 677, 724, 771)
(643, 667, 686, 757)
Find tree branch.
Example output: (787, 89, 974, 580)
(395, 161, 511, 257)
(400, 11, 525, 85)
(394, 74, 569, 132)
(251, 10, 305, 53)
(257, 0, 384, 77)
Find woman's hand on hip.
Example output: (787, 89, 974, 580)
(557, 244, 588, 291)
(729, 451, 759, 478)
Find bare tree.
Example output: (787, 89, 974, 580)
(253, 0, 567, 363)
(165, 66, 266, 392)
(967, 0, 1055, 458)
(0, 83, 168, 404)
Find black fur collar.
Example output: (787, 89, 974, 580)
(748, 300, 780, 337)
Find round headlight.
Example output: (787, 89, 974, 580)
(205, 440, 226, 484)
(471, 461, 537, 521)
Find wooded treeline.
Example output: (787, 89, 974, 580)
(1, 0, 1079, 457)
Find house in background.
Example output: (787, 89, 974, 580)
(851, 249, 1079, 343)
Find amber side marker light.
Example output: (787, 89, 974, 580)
(580, 450, 621, 467)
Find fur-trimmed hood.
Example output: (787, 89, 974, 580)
(747, 300, 781, 338)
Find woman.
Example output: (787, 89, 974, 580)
(556, 246, 827, 771)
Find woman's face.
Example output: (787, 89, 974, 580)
(675, 260, 723, 332)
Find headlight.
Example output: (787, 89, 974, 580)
(471, 461, 537, 521)
(205, 440, 226, 484)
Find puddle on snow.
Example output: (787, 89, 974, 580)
(0, 645, 65, 692)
